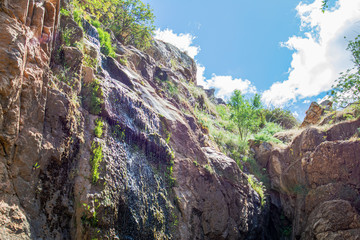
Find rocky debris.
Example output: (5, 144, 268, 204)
(252, 116, 360, 239)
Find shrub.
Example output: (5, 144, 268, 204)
(264, 108, 299, 129)
(97, 27, 116, 57)
(253, 122, 283, 144)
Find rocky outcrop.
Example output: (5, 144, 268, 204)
(0, 1, 268, 239)
(300, 102, 325, 128)
(252, 117, 360, 239)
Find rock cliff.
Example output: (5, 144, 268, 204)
(0, 1, 268, 239)
(251, 115, 360, 239)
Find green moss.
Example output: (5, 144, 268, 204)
(88, 78, 103, 115)
(204, 164, 214, 174)
(90, 142, 103, 183)
(94, 118, 104, 138)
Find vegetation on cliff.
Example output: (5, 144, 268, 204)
(70, 0, 155, 49)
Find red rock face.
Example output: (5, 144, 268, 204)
(0, 0, 60, 239)
(252, 117, 360, 239)
(0, 1, 269, 239)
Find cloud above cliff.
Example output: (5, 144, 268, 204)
(154, 28, 200, 58)
(262, 0, 360, 106)
(198, 72, 256, 100)
(156, 28, 256, 100)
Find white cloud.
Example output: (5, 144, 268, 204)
(303, 100, 310, 104)
(293, 111, 300, 119)
(154, 28, 200, 58)
(205, 74, 256, 100)
(262, 0, 360, 106)
(156, 28, 257, 100)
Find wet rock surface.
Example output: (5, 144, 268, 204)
(0, 1, 269, 239)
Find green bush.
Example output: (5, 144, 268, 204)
(253, 122, 283, 144)
(264, 108, 299, 129)
(97, 27, 116, 58)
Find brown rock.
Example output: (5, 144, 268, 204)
(300, 102, 324, 128)
(305, 140, 360, 188)
(305, 183, 358, 214)
(3, 0, 30, 23)
(30, 3, 45, 39)
(303, 200, 360, 239)
(82, 66, 94, 84)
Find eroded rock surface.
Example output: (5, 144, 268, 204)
(252, 117, 360, 239)
(0, 1, 268, 239)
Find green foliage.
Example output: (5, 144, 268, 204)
(253, 122, 283, 144)
(87, 78, 103, 115)
(61, 28, 74, 46)
(82, 201, 100, 227)
(282, 226, 292, 237)
(97, 27, 116, 57)
(90, 142, 103, 183)
(83, 53, 98, 69)
(330, 35, 360, 107)
(166, 81, 178, 97)
(94, 118, 104, 138)
(242, 155, 269, 188)
(321, 0, 329, 12)
(60, 8, 70, 16)
(118, 56, 128, 66)
(204, 164, 214, 174)
(166, 161, 176, 188)
(248, 175, 266, 206)
(112, 124, 126, 141)
(229, 90, 264, 140)
(73, 0, 155, 49)
(264, 107, 298, 129)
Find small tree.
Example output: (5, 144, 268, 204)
(330, 35, 360, 107)
(229, 90, 263, 140)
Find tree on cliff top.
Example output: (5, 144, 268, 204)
(74, 0, 155, 49)
(330, 35, 360, 107)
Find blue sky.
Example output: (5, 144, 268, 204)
(144, 0, 360, 120)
